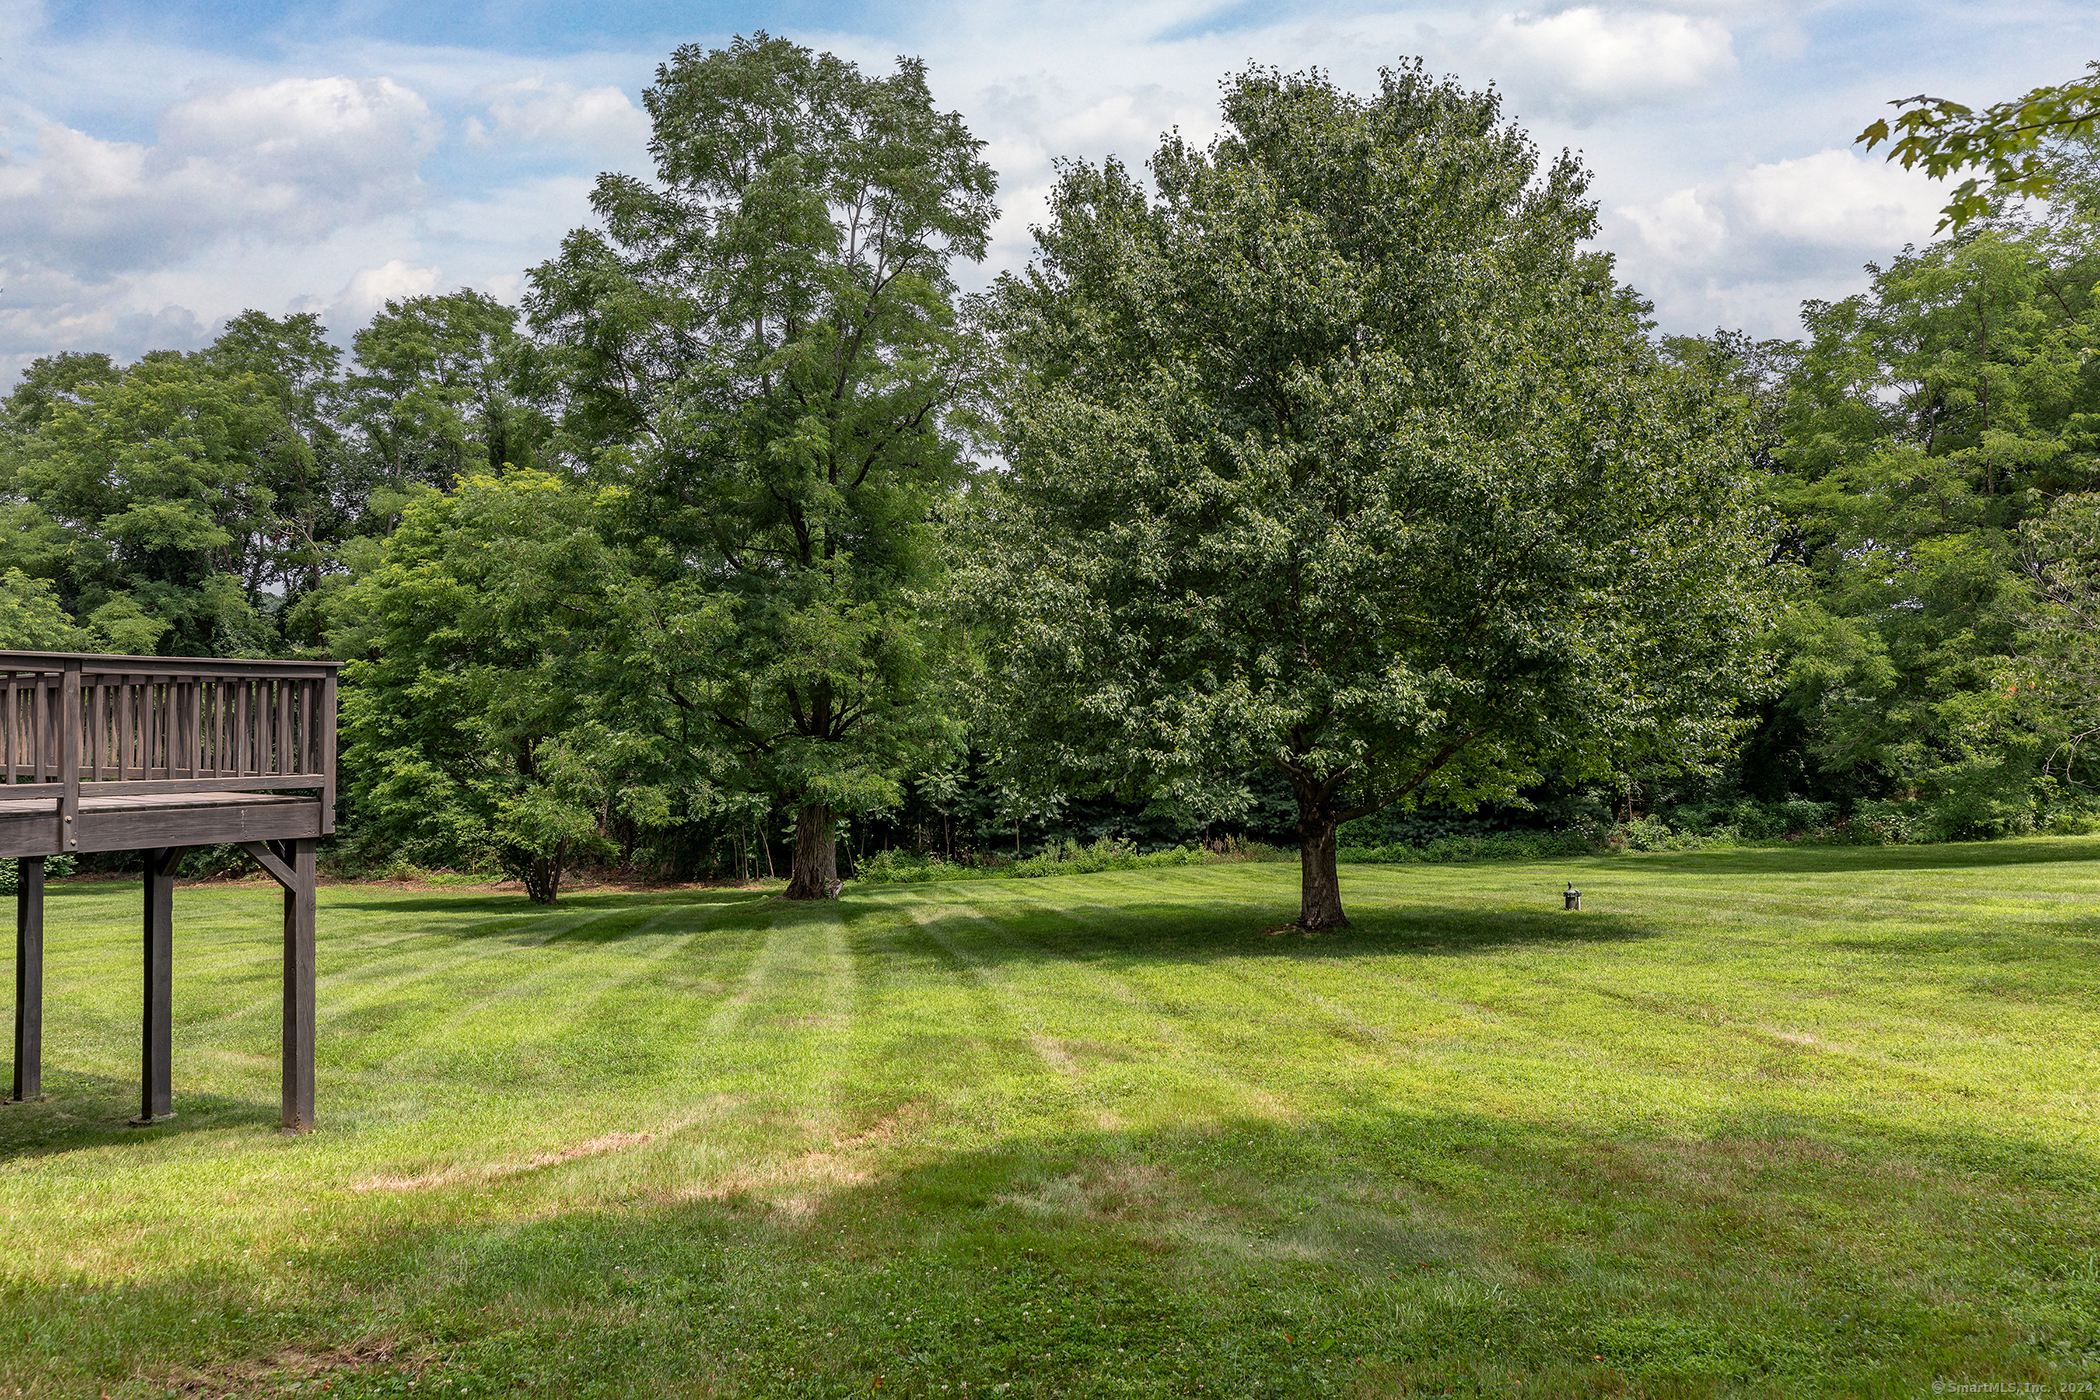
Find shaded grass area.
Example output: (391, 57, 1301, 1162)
(1, 841, 2098, 1396)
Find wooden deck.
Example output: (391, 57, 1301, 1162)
(0, 651, 340, 1134)
(0, 789, 324, 857)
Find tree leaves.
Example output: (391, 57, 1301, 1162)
(962, 62, 1777, 924)
(1859, 62, 2100, 233)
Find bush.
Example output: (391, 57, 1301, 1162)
(853, 848, 967, 885)
(853, 839, 1209, 887)
(1338, 828, 1599, 865)
(1205, 835, 1289, 863)
(1778, 797, 1838, 834)
(0, 855, 78, 895)
(1842, 801, 1928, 846)
(1727, 800, 1783, 840)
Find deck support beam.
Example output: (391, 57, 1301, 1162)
(132, 847, 181, 1125)
(10, 856, 42, 1101)
(243, 840, 316, 1134)
(280, 840, 315, 1135)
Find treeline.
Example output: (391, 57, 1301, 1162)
(1663, 144, 2100, 844)
(2, 38, 2097, 905)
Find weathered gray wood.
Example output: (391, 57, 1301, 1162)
(0, 793, 323, 858)
(240, 840, 297, 891)
(53, 775, 329, 799)
(59, 662, 79, 853)
(320, 674, 337, 834)
(0, 651, 334, 681)
(0, 653, 340, 1126)
(275, 680, 290, 776)
(280, 838, 315, 1134)
(11, 856, 42, 1102)
(134, 846, 178, 1124)
(179, 681, 196, 779)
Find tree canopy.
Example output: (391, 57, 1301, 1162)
(522, 32, 996, 898)
(14, 42, 2095, 899)
(959, 63, 1776, 928)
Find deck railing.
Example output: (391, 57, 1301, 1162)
(0, 653, 338, 826)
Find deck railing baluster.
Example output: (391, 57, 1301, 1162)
(0, 654, 336, 801)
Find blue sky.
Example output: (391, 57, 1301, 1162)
(0, 0, 2089, 384)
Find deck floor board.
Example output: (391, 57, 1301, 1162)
(0, 790, 322, 857)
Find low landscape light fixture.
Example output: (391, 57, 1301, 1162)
(1563, 882, 1582, 911)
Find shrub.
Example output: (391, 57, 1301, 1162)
(1205, 835, 1289, 863)
(1845, 801, 1929, 846)
(1338, 828, 1599, 865)
(853, 839, 1208, 887)
(853, 848, 966, 885)
(1778, 797, 1838, 834)
(1728, 800, 1783, 840)
(0, 855, 77, 895)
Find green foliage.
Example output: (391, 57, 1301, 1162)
(962, 62, 1776, 927)
(1860, 62, 2100, 233)
(491, 740, 616, 903)
(523, 33, 996, 896)
(1738, 178, 2100, 838)
(0, 345, 285, 652)
(329, 470, 668, 891)
(0, 568, 94, 650)
(0, 854, 75, 895)
(851, 836, 1205, 886)
(1338, 829, 1599, 864)
(345, 290, 542, 496)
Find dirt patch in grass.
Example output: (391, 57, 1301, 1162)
(998, 1157, 1191, 1224)
(164, 1335, 417, 1396)
(352, 1130, 658, 1192)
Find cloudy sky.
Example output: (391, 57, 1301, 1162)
(0, 0, 2085, 385)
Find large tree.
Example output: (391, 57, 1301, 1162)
(524, 34, 995, 898)
(962, 63, 1775, 928)
(343, 290, 542, 501)
(330, 469, 678, 901)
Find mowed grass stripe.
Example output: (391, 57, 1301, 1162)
(0, 846, 2098, 1397)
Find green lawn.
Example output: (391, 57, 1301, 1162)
(3, 844, 2098, 1397)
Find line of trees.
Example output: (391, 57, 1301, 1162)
(3, 37, 2097, 920)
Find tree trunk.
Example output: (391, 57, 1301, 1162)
(784, 803, 841, 900)
(523, 855, 562, 905)
(1296, 802, 1349, 930)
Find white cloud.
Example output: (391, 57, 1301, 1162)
(1620, 148, 1941, 273)
(0, 77, 439, 277)
(328, 259, 443, 326)
(1611, 148, 1944, 331)
(0, 0, 2091, 380)
(1480, 7, 1737, 115)
(469, 78, 650, 152)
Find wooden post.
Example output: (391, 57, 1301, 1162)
(281, 838, 316, 1134)
(133, 847, 176, 1124)
(319, 674, 336, 835)
(11, 857, 42, 1102)
(59, 660, 79, 854)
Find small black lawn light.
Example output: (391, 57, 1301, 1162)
(1563, 882, 1582, 911)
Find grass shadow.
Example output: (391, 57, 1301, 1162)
(13, 1104, 2097, 1396)
(1621, 835, 2100, 877)
(0, 1067, 279, 1162)
(320, 889, 768, 918)
(860, 881, 1660, 969)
